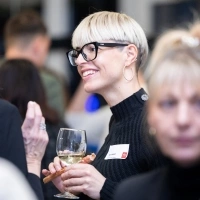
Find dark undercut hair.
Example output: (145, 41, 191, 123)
(4, 9, 47, 48)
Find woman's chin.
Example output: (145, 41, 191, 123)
(172, 153, 200, 167)
(84, 83, 99, 94)
(84, 87, 94, 94)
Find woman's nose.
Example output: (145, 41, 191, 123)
(176, 102, 191, 127)
(76, 53, 87, 66)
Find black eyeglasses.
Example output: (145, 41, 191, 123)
(66, 42, 129, 66)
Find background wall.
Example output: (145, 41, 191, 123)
(117, 0, 168, 37)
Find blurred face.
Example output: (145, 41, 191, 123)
(75, 41, 128, 95)
(148, 81, 200, 167)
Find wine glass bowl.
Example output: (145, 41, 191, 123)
(56, 128, 87, 166)
(54, 128, 87, 199)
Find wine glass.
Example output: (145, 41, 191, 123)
(54, 128, 87, 199)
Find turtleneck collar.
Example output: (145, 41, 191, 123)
(169, 161, 200, 188)
(110, 88, 148, 122)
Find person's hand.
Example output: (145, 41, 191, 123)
(42, 154, 96, 190)
(61, 163, 106, 199)
(21, 101, 49, 177)
(42, 156, 66, 192)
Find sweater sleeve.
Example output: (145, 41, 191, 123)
(27, 173, 44, 200)
(0, 100, 27, 173)
(100, 179, 117, 200)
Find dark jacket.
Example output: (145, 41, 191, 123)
(0, 99, 43, 200)
(114, 161, 200, 200)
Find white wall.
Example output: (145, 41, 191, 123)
(42, 0, 71, 39)
(117, 0, 175, 37)
(42, 0, 71, 81)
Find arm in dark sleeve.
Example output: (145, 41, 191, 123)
(0, 100, 27, 173)
(100, 179, 117, 200)
(28, 173, 44, 200)
(0, 100, 44, 200)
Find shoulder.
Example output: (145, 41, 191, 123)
(123, 168, 164, 185)
(114, 168, 166, 200)
(40, 68, 62, 82)
(0, 99, 19, 115)
(40, 69, 64, 91)
(0, 99, 22, 134)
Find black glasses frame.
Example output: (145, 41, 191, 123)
(66, 42, 129, 66)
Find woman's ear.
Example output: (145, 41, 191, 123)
(125, 44, 138, 66)
(147, 105, 155, 129)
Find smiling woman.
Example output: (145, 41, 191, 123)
(42, 10, 167, 200)
(114, 31, 200, 200)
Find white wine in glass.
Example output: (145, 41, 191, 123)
(54, 128, 87, 199)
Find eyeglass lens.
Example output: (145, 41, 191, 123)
(68, 50, 78, 66)
(68, 43, 96, 66)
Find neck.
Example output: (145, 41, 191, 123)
(103, 79, 141, 107)
(5, 47, 39, 68)
(6, 47, 29, 59)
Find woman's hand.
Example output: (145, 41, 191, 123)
(42, 155, 105, 199)
(21, 101, 49, 177)
(42, 156, 66, 192)
(61, 163, 106, 200)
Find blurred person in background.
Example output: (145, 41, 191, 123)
(114, 33, 200, 200)
(0, 58, 68, 200)
(0, 157, 38, 200)
(0, 100, 48, 200)
(189, 19, 200, 40)
(3, 9, 68, 120)
(43, 11, 167, 200)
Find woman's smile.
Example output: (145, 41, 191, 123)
(82, 69, 98, 77)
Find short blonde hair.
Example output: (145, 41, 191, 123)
(72, 11, 148, 69)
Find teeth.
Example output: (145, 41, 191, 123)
(83, 70, 96, 77)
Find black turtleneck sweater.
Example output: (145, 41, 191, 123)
(114, 161, 200, 200)
(80, 88, 167, 200)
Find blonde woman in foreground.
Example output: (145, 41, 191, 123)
(114, 33, 200, 200)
